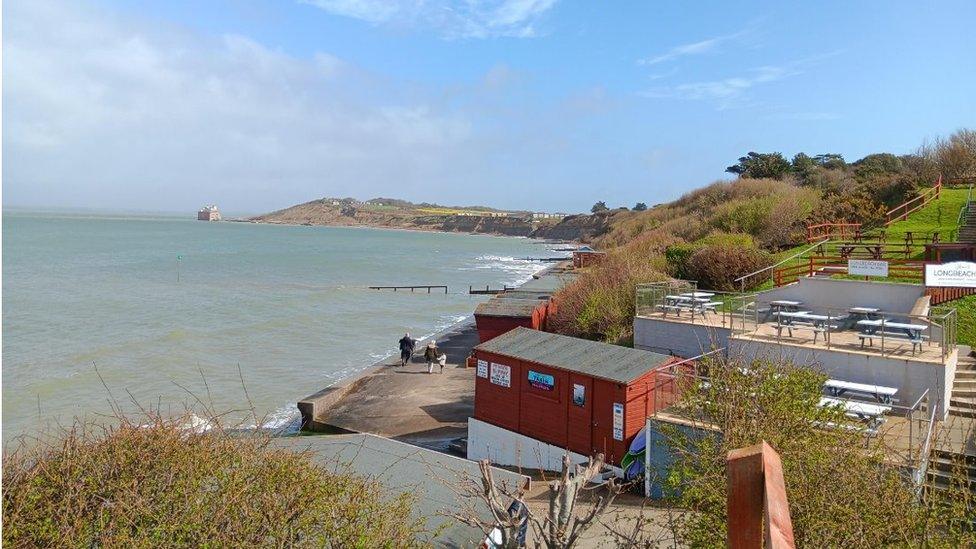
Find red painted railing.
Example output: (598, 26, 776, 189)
(772, 257, 925, 287)
(885, 175, 942, 226)
(926, 287, 976, 305)
(805, 222, 861, 243)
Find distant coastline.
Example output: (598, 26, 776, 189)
(245, 197, 614, 242)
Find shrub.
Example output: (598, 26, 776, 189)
(2, 417, 426, 547)
(549, 250, 666, 342)
(684, 245, 772, 291)
(657, 357, 976, 548)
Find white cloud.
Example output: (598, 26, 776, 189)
(3, 0, 482, 212)
(302, 0, 558, 39)
(638, 30, 747, 66)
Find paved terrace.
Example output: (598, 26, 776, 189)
(637, 310, 949, 364)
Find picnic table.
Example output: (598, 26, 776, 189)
(772, 311, 844, 343)
(659, 295, 721, 318)
(819, 397, 890, 431)
(769, 300, 802, 313)
(824, 379, 898, 404)
(856, 319, 928, 353)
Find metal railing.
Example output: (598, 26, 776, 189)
(637, 280, 959, 361)
(911, 404, 939, 494)
(734, 238, 830, 291)
(635, 280, 758, 332)
(956, 184, 974, 226)
(738, 303, 957, 361)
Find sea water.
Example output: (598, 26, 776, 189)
(2, 211, 556, 442)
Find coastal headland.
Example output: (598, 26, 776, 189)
(245, 196, 616, 241)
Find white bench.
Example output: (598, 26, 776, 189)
(824, 379, 898, 404)
(819, 397, 890, 431)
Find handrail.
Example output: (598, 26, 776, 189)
(885, 175, 942, 226)
(956, 184, 974, 226)
(734, 238, 830, 292)
(912, 404, 938, 492)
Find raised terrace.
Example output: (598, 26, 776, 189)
(634, 277, 960, 419)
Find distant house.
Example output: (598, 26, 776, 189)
(197, 205, 221, 221)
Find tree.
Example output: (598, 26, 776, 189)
(652, 357, 976, 547)
(590, 201, 609, 214)
(725, 152, 792, 180)
(453, 454, 625, 548)
(926, 128, 976, 182)
(633, 202, 648, 211)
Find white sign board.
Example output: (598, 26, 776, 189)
(926, 261, 976, 288)
(476, 359, 488, 378)
(848, 259, 888, 277)
(612, 403, 624, 441)
(489, 363, 511, 387)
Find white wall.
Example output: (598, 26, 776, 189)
(633, 317, 730, 357)
(467, 418, 623, 476)
(757, 278, 925, 315)
(730, 339, 957, 419)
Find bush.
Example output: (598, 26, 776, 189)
(684, 245, 772, 291)
(659, 357, 976, 548)
(2, 417, 426, 547)
(549, 250, 666, 342)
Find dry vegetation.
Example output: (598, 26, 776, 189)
(550, 128, 976, 344)
(2, 415, 427, 547)
(648, 357, 976, 547)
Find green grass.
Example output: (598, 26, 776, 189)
(880, 187, 971, 241)
(955, 294, 976, 347)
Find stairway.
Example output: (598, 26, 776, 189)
(959, 201, 976, 243)
(927, 355, 976, 491)
(949, 356, 976, 418)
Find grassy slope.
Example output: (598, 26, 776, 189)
(877, 188, 975, 346)
(881, 187, 970, 244)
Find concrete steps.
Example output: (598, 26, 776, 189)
(927, 451, 976, 491)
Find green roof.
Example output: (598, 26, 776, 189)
(475, 327, 673, 383)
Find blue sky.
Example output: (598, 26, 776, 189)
(4, 0, 975, 214)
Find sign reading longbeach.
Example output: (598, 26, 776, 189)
(925, 261, 976, 288)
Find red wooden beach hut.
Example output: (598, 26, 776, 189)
(472, 327, 679, 465)
(473, 294, 551, 343)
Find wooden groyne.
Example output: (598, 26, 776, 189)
(368, 285, 448, 293)
(468, 285, 514, 295)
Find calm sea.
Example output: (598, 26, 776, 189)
(2, 211, 555, 442)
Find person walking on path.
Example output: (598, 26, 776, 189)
(424, 341, 441, 374)
(398, 333, 416, 367)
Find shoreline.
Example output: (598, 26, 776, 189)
(295, 260, 572, 445)
(230, 216, 579, 243)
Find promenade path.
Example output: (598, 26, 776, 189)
(299, 319, 479, 450)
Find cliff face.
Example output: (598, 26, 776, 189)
(531, 212, 614, 242)
(249, 199, 612, 241)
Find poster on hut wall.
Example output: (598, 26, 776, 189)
(527, 370, 555, 391)
(612, 403, 624, 441)
(490, 363, 511, 387)
(572, 384, 585, 406)
(476, 360, 488, 378)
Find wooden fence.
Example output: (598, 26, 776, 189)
(885, 175, 943, 226)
